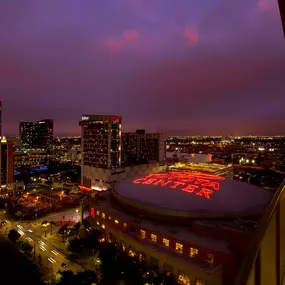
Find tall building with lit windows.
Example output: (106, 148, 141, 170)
(19, 119, 54, 150)
(122, 129, 166, 165)
(79, 115, 122, 189)
(0, 100, 2, 136)
(0, 136, 14, 189)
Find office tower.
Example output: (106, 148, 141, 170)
(79, 115, 122, 169)
(0, 136, 14, 189)
(19, 119, 54, 150)
(122, 129, 165, 165)
(0, 100, 2, 136)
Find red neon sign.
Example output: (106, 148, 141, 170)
(132, 172, 225, 200)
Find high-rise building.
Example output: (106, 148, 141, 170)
(122, 129, 165, 165)
(19, 119, 54, 150)
(0, 136, 14, 189)
(79, 115, 122, 169)
(0, 100, 2, 136)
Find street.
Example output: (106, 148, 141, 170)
(0, 207, 84, 276)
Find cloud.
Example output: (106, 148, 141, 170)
(184, 27, 199, 46)
(257, 0, 278, 11)
(105, 38, 124, 51)
(104, 29, 140, 53)
(122, 29, 139, 42)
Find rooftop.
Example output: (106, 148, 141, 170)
(113, 172, 272, 218)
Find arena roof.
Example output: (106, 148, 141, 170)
(113, 172, 272, 219)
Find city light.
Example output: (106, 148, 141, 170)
(133, 172, 225, 200)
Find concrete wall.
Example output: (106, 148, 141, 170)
(236, 182, 285, 285)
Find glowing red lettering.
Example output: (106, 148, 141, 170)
(131, 172, 225, 200)
(153, 179, 172, 187)
(201, 182, 220, 191)
(142, 179, 157, 185)
(181, 185, 198, 193)
(194, 178, 210, 185)
(196, 188, 214, 199)
(133, 178, 146, 184)
(170, 182, 186, 189)
(178, 176, 195, 183)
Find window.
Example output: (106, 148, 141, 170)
(141, 230, 146, 239)
(114, 219, 119, 224)
(123, 223, 127, 228)
(164, 263, 173, 273)
(101, 224, 105, 229)
(96, 210, 100, 215)
(190, 247, 198, 257)
(150, 256, 159, 268)
(163, 238, 169, 247)
(177, 272, 190, 285)
(196, 280, 206, 285)
(108, 216, 112, 220)
(208, 253, 214, 264)
(151, 234, 157, 242)
(129, 249, 136, 257)
(176, 243, 183, 253)
(102, 212, 105, 219)
(96, 221, 100, 226)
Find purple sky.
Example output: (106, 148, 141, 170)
(1, 0, 284, 136)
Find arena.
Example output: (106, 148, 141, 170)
(113, 172, 272, 219)
(82, 171, 272, 285)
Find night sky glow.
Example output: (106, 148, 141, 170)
(1, 0, 284, 136)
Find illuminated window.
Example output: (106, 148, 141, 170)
(129, 249, 136, 257)
(190, 247, 198, 257)
(196, 280, 206, 285)
(96, 210, 100, 216)
(141, 230, 146, 239)
(101, 224, 105, 229)
(123, 223, 127, 228)
(151, 234, 157, 242)
(114, 219, 119, 224)
(96, 221, 100, 226)
(176, 243, 183, 253)
(102, 212, 105, 219)
(108, 216, 112, 220)
(162, 238, 169, 247)
(208, 253, 214, 264)
(177, 272, 190, 285)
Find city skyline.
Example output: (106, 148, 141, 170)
(1, 0, 285, 136)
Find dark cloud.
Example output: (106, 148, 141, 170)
(0, 0, 284, 135)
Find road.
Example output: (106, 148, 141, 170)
(0, 208, 83, 276)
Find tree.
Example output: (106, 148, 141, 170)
(55, 270, 75, 285)
(20, 239, 33, 252)
(8, 229, 21, 243)
(66, 238, 82, 253)
(74, 270, 98, 285)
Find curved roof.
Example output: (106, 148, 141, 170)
(113, 172, 272, 219)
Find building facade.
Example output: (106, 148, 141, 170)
(79, 115, 122, 170)
(0, 100, 2, 136)
(81, 170, 271, 285)
(14, 151, 54, 170)
(0, 136, 14, 191)
(122, 130, 166, 165)
(19, 119, 54, 150)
